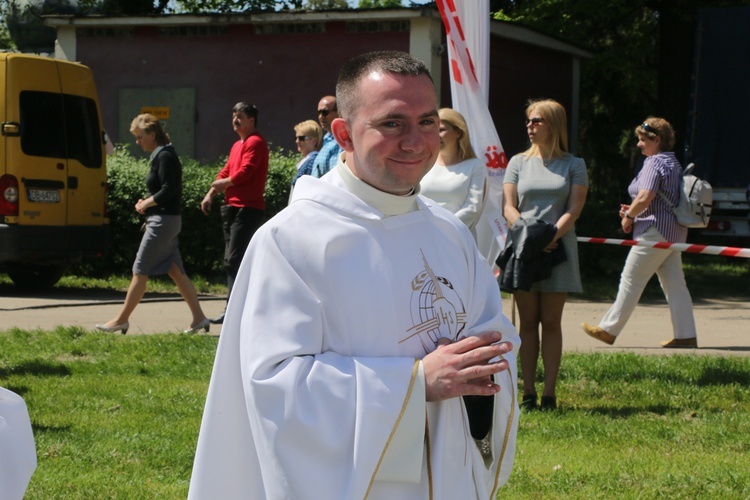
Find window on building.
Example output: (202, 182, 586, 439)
(345, 21, 409, 33)
(77, 28, 133, 37)
(255, 23, 325, 35)
(159, 25, 228, 36)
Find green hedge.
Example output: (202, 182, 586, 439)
(74, 147, 297, 277)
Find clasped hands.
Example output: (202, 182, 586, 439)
(135, 198, 149, 214)
(423, 331, 512, 402)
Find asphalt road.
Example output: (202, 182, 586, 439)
(1, 287, 748, 356)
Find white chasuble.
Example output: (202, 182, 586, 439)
(189, 166, 520, 499)
(0, 387, 37, 500)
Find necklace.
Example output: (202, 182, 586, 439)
(542, 157, 554, 167)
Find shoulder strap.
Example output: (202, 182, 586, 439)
(657, 189, 676, 209)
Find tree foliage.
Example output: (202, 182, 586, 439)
(493, 0, 661, 201)
(5, 0, 61, 53)
(492, 0, 750, 276)
(492, 0, 750, 202)
(358, 0, 403, 8)
(171, 0, 302, 14)
(0, 0, 16, 50)
(305, 0, 349, 9)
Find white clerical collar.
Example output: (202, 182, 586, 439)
(336, 158, 419, 216)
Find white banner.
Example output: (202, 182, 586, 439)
(437, 0, 508, 266)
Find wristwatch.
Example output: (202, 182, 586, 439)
(625, 212, 635, 220)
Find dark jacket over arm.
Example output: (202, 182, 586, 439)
(496, 219, 566, 292)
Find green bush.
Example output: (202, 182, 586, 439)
(265, 147, 298, 216)
(72, 146, 299, 277)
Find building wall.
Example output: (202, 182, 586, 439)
(488, 37, 574, 158)
(77, 23, 410, 160)
(69, 15, 582, 162)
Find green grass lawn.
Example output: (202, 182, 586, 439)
(2, 328, 749, 498)
(1, 328, 216, 498)
(578, 248, 750, 302)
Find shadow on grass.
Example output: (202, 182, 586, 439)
(697, 365, 750, 385)
(576, 368, 750, 387)
(0, 360, 71, 378)
(0, 283, 178, 301)
(32, 424, 73, 434)
(558, 353, 750, 388)
(1, 384, 30, 397)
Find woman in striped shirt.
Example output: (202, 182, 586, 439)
(582, 117, 698, 348)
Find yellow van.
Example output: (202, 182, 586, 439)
(0, 53, 108, 289)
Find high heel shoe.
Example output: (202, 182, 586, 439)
(184, 317, 210, 334)
(96, 321, 129, 334)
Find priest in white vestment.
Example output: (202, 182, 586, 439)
(0, 387, 37, 499)
(189, 51, 520, 500)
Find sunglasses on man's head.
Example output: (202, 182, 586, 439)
(317, 109, 333, 117)
(295, 135, 310, 141)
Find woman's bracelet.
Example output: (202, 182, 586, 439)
(625, 212, 635, 220)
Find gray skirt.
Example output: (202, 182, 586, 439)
(132, 214, 185, 276)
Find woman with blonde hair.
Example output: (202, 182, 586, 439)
(96, 114, 210, 334)
(291, 119, 324, 186)
(420, 108, 486, 234)
(502, 99, 588, 410)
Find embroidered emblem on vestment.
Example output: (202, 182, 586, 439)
(400, 249, 466, 355)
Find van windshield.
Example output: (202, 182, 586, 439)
(19, 91, 103, 169)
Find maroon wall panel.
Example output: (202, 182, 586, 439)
(78, 23, 410, 159)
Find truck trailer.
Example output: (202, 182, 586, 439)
(685, 7, 750, 241)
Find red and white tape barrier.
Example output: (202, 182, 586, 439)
(577, 237, 750, 259)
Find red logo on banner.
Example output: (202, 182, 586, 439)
(485, 145, 508, 170)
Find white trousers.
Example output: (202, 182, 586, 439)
(600, 226, 697, 339)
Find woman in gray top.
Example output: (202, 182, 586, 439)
(503, 99, 589, 410)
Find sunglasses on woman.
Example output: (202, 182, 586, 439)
(641, 122, 659, 135)
(525, 117, 544, 126)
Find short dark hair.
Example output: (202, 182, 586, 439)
(233, 102, 259, 125)
(335, 51, 432, 119)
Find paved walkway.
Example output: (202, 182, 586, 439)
(1, 288, 748, 355)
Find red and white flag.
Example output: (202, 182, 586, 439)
(437, 0, 508, 265)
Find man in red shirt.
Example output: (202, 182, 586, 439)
(201, 102, 269, 324)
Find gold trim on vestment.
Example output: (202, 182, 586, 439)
(363, 359, 422, 499)
(425, 412, 433, 500)
(489, 362, 517, 498)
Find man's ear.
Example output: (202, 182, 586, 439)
(331, 118, 353, 152)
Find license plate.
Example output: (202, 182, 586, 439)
(28, 189, 61, 203)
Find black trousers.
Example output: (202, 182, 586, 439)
(220, 204, 265, 300)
